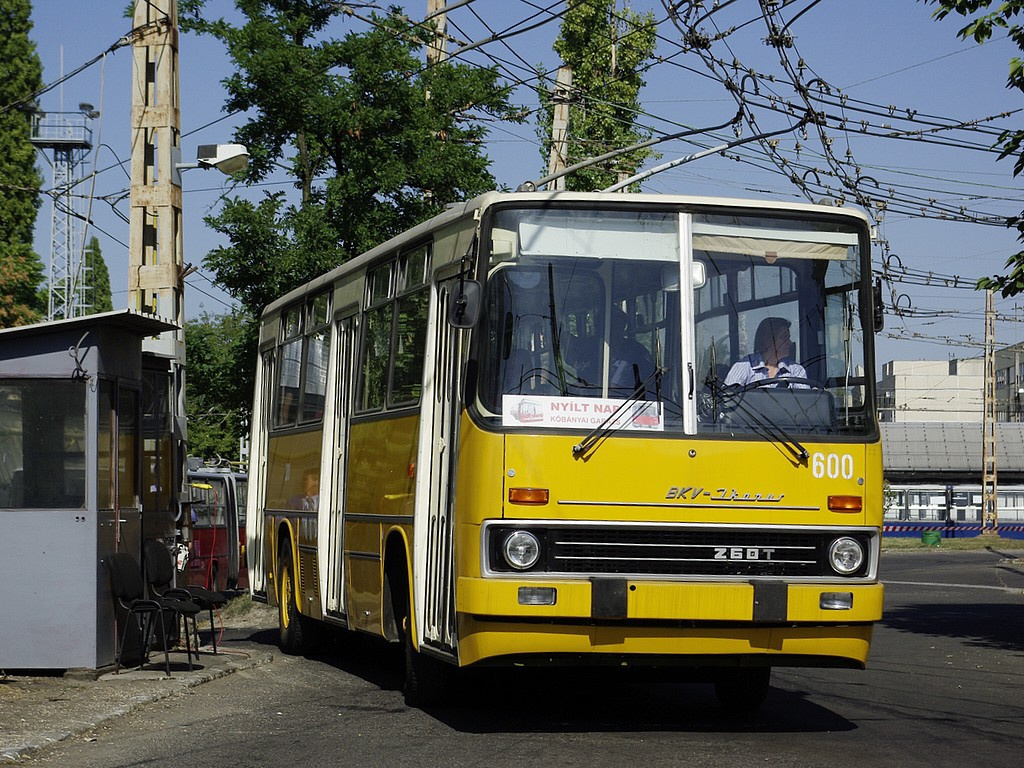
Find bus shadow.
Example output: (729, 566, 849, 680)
(287, 631, 855, 734)
(881, 601, 1024, 652)
(226, 626, 856, 733)
(428, 669, 855, 734)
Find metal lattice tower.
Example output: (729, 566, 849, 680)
(30, 109, 95, 320)
(982, 288, 999, 534)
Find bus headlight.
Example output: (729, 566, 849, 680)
(828, 537, 865, 575)
(502, 530, 541, 570)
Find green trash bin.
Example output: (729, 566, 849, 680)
(921, 530, 942, 546)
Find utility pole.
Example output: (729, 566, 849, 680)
(426, 0, 448, 65)
(981, 288, 998, 535)
(547, 66, 572, 191)
(129, 0, 186, 546)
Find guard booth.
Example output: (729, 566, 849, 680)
(0, 310, 177, 670)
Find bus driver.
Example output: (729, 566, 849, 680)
(724, 316, 807, 387)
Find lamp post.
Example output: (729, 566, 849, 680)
(173, 143, 249, 184)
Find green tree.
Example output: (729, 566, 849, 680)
(83, 235, 113, 313)
(181, 1, 519, 317)
(184, 311, 255, 460)
(536, 0, 658, 191)
(928, 1, 1024, 295)
(0, 0, 46, 327)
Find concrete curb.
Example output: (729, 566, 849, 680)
(1, 649, 275, 764)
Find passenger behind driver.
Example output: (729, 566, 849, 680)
(609, 306, 656, 395)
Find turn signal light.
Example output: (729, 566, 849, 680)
(508, 487, 550, 505)
(828, 495, 862, 513)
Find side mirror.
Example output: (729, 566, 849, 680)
(448, 280, 482, 329)
(873, 277, 885, 332)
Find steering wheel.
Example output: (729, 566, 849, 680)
(741, 376, 826, 391)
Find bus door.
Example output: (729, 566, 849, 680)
(248, 348, 274, 599)
(325, 315, 355, 617)
(230, 473, 248, 589)
(222, 476, 240, 588)
(412, 278, 463, 657)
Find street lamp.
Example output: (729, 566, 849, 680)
(172, 143, 249, 185)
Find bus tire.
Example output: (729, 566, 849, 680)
(277, 545, 310, 655)
(714, 667, 771, 714)
(403, 627, 452, 709)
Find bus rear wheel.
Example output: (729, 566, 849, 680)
(714, 667, 771, 714)
(277, 545, 310, 655)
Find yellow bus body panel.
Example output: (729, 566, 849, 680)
(344, 413, 419, 633)
(450, 419, 883, 669)
(499, 432, 883, 528)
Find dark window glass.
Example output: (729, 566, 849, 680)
(117, 388, 139, 509)
(360, 305, 392, 411)
(275, 337, 302, 426)
(391, 288, 430, 404)
(0, 380, 86, 509)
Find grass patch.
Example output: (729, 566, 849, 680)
(882, 535, 1022, 552)
(219, 594, 260, 620)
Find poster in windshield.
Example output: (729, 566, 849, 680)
(502, 394, 664, 431)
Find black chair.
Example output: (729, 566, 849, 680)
(106, 552, 201, 675)
(144, 540, 228, 654)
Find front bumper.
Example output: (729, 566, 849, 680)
(455, 576, 883, 667)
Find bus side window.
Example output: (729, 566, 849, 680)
(358, 245, 432, 412)
(275, 307, 302, 427)
(359, 304, 392, 411)
(391, 288, 429, 404)
(300, 294, 331, 423)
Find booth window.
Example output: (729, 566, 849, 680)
(0, 379, 86, 509)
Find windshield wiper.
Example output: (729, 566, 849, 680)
(572, 366, 666, 460)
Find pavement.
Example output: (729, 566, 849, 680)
(0, 602, 278, 765)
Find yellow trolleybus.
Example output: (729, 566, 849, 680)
(247, 191, 884, 710)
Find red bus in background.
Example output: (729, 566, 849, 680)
(186, 459, 248, 592)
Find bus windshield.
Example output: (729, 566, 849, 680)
(191, 477, 228, 527)
(476, 205, 872, 438)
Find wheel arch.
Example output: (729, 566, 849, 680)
(382, 526, 413, 643)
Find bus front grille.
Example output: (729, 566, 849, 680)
(486, 524, 873, 579)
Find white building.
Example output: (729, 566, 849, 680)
(878, 344, 1024, 532)
(878, 341, 1024, 423)
(993, 341, 1024, 422)
(877, 358, 984, 422)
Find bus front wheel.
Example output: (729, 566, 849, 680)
(277, 545, 309, 655)
(402, 616, 452, 708)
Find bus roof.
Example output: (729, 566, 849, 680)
(260, 190, 872, 320)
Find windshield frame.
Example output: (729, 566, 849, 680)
(467, 200, 877, 442)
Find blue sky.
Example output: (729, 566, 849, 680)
(25, 1, 1024, 366)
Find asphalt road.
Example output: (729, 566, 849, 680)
(22, 548, 1024, 768)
